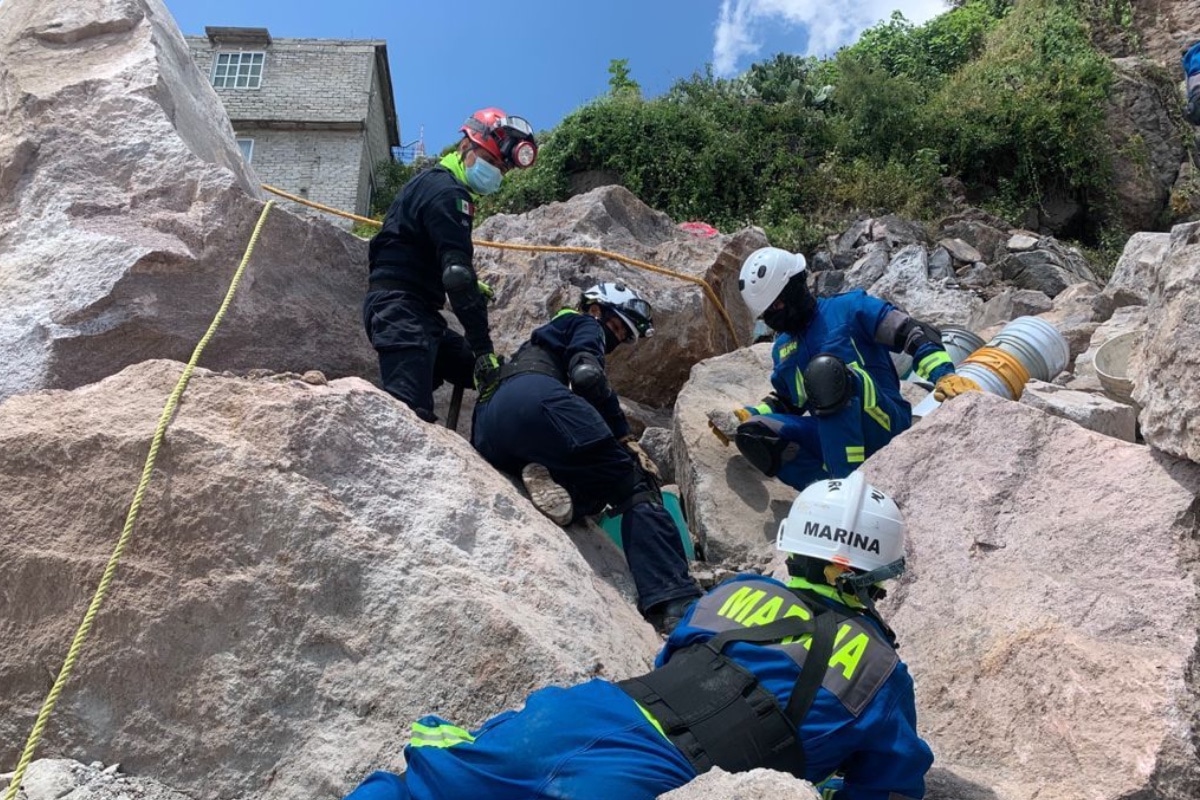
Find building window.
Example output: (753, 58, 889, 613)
(212, 52, 264, 89)
(236, 138, 254, 163)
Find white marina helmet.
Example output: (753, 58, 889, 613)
(738, 247, 807, 319)
(776, 470, 906, 573)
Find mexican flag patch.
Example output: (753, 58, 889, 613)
(457, 198, 475, 216)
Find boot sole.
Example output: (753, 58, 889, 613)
(521, 463, 573, 526)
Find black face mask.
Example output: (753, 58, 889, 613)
(761, 273, 817, 334)
(602, 323, 622, 354)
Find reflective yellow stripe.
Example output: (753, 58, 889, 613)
(409, 721, 476, 749)
(552, 307, 581, 320)
(915, 350, 952, 380)
(848, 362, 891, 432)
(752, 402, 773, 415)
(634, 701, 668, 739)
(846, 446, 866, 463)
(793, 367, 807, 407)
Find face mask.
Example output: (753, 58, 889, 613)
(761, 274, 817, 334)
(465, 157, 503, 195)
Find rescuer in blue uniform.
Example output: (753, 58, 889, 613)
(471, 282, 701, 631)
(342, 471, 934, 800)
(363, 107, 537, 423)
(709, 246, 978, 490)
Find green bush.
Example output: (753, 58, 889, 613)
(452, 0, 1129, 254)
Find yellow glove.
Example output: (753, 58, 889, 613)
(706, 407, 752, 446)
(933, 374, 981, 402)
(622, 438, 661, 481)
(477, 279, 496, 303)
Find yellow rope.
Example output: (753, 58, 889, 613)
(259, 183, 742, 346)
(1, 201, 276, 800)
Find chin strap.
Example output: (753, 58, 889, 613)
(833, 558, 906, 646)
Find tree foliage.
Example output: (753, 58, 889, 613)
(375, 0, 1128, 251)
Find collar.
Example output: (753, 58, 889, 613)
(439, 152, 479, 200)
(786, 576, 865, 610)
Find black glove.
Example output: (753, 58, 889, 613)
(473, 353, 504, 401)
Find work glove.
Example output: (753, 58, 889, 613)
(620, 435, 661, 481)
(706, 407, 752, 446)
(473, 353, 504, 401)
(476, 279, 496, 303)
(933, 374, 981, 402)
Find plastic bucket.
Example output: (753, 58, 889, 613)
(960, 346, 1032, 399)
(940, 327, 986, 365)
(987, 317, 1069, 382)
(1094, 331, 1138, 403)
(599, 488, 695, 561)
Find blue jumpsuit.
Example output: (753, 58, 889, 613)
(343, 574, 933, 800)
(472, 310, 699, 614)
(739, 290, 953, 491)
(1184, 40, 1200, 124)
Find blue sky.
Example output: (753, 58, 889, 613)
(164, 0, 947, 157)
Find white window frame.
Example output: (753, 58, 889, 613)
(236, 138, 254, 163)
(212, 51, 265, 89)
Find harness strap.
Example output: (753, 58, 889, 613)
(617, 610, 839, 778)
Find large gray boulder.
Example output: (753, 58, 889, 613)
(1104, 58, 1187, 233)
(672, 345, 795, 566)
(0, 0, 376, 403)
(0, 361, 660, 799)
(868, 245, 982, 326)
(473, 186, 767, 407)
(867, 392, 1200, 800)
(1136, 221, 1200, 462)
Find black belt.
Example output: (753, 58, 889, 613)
(498, 344, 567, 385)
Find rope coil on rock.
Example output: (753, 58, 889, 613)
(1, 201, 276, 800)
(260, 183, 742, 347)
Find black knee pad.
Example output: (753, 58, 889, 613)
(803, 353, 854, 416)
(735, 418, 790, 477)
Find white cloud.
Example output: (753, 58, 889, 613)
(713, 0, 949, 76)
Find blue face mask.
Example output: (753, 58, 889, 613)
(465, 157, 503, 195)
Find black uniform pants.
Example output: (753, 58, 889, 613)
(473, 374, 699, 613)
(363, 290, 474, 422)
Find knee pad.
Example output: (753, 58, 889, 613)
(803, 354, 854, 416)
(735, 417, 796, 477)
(441, 262, 475, 294)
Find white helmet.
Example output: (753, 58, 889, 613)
(776, 470, 905, 573)
(739, 247, 807, 319)
(580, 282, 655, 340)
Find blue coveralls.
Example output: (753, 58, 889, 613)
(344, 574, 933, 800)
(363, 153, 490, 422)
(471, 310, 698, 614)
(738, 290, 952, 491)
(1183, 40, 1200, 124)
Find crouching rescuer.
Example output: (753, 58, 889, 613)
(710, 246, 978, 490)
(470, 282, 701, 633)
(342, 470, 933, 800)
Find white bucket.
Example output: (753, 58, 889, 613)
(1094, 331, 1139, 403)
(940, 327, 986, 364)
(987, 317, 1069, 382)
(956, 361, 1015, 400)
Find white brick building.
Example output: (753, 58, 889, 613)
(186, 27, 399, 225)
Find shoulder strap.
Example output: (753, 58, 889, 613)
(704, 608, 839, 726)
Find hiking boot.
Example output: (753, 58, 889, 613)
(645, 596, 698, 636)
(521, 463, 573, 526)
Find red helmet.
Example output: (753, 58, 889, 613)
(461, 107, 538, 170)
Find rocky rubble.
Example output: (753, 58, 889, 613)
(3, 0, 1200, 798)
